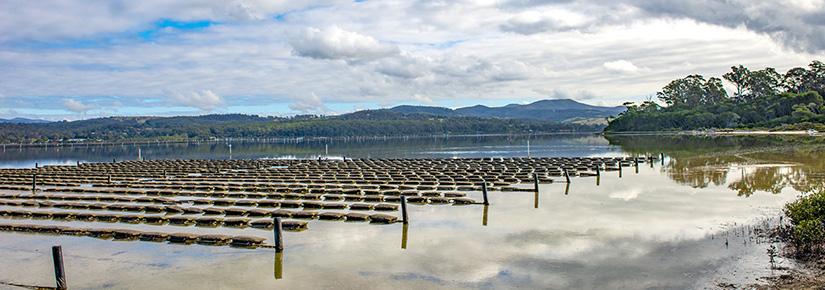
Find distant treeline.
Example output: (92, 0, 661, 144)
(606, 60, 825, 131)
(0, 110, 601, 144)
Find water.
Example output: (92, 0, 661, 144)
(1, 133, 823, 289)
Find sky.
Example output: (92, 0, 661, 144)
(0, 0, 823, 121)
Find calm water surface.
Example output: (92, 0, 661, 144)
(1, 134, 824, 289)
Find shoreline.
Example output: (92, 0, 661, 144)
(604, 130, 822, 136)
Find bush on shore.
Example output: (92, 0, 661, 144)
(785, 191, 825, 255)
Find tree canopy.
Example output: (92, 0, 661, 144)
(606, 60, 825, 131)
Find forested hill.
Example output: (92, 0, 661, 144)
(0, 111, 602, 144)
(605, 60, 825, 132)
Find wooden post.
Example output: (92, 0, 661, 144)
(400, 196, 409, 224)
(618, 161, 623, 178)
(32, 174, 37, 192)
(533, 173, 539, 192)
(564, 182, 570, 195)
(660, 153, 664, 166)
(563, 169, 570, 183)
(533, 190, 539, 209)
(481, 180, 489, 205)
(595, 165, 600, 177)
(273, 217, 284, 253)
(52, 245, 67, 290)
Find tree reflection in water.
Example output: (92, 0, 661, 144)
(607, 134, 825, 197)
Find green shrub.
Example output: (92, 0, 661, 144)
(785, 191, 825, 226)
(785, 191, 825, 254)
(793, 219, 825, 252)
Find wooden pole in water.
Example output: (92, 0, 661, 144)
(481, 180, 489, 205)
(273, 217, 284, 253)
(31, 174, 37, 192)
(564, 182, 570, 195)
(400, 196, 409, 224)
(533, 173, 539, 192)
(52, 245, 67, 290)
(563, 169, 570, 183)
(618, 161, 623, 178)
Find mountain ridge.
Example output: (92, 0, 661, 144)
(383, 99, 624, 122)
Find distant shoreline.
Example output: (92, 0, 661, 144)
(604, 130, 821, 136)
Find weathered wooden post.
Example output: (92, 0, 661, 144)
(481, 180, 489, 205)
(618, 161, 623, 178)
(400, 196, 409, 224)
(273, 217, 284, 253)
(533, 173, 539, 192)
(52, 245, 67, 290)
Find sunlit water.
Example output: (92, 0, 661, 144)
(1, 134, 824, 289)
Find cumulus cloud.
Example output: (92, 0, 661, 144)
(603, 60, 641, 73)
(63, 99, 96, 113)
(289, 93, 329, 114)
(289, 26, 399, 62)
(169, 90, 224, 111)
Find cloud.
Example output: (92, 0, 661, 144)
(288, 26, 400, 62)
(500, 10, 592, 34)
(170, 90, 224, 111)
(603, 60, 640, 73)
(0, 0, 822, 120)
(289, 93, 329, 114)
(63, 98, 96, 113)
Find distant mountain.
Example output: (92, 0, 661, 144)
(0, 117, 51, 124)
(384, 99, 625, 122)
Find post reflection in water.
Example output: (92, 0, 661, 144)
(534, 190, 539, 209)
(401, 224, 409, 249)
(481, 204, 489, 226)
(274, 252, 284, 280)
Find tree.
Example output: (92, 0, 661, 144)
(784, 67, 810, 93)
(748, 68, 782, 100)
(723, 65, 750, 100)
(657, 75, 727, 107)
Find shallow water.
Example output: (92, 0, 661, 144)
(1, 134, 824, 289)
